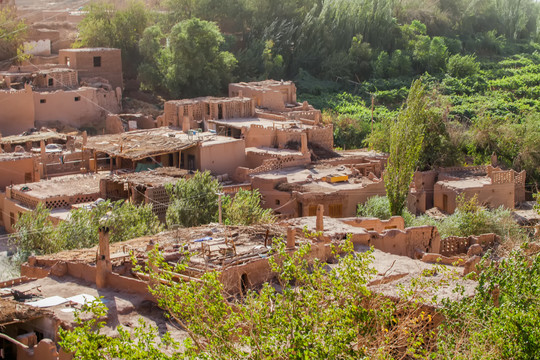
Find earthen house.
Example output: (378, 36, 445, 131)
(250, 151, 387, 218)
(58, 48, 123, 90)
(1, 174, 103, 232)
(84, 127, 246, 177)
(409, 165, 526, 214)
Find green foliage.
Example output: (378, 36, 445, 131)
(447, 54, 480, 78)
(165, 170, 220, 227)
(357, 195, 415, 227)
(142, 17, 237, 98)
(75, 1, 148, 76)
(385, 79, 426, 215)
(59, 299, 179, 359)
(0, 7, 28, 62)
(11, 201, 163, 257)
(12, 203, 56, 255)
(222, 189, 275, 225)
(413, 194, 524, 239)
(438, 249, 540, 359)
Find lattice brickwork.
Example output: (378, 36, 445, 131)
(440, 236, 469, 256)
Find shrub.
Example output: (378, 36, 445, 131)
(222, 189, 275, 225)
(357, 196, 415, 227)
(447, 54, 480, 78)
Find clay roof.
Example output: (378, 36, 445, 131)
(1, 131, 67, 145)
(11, 173, 103, 200)
(0, 298, 48, 326)
(85, 128, 198, 160)
(0, 152, 35, 162)
(60, 47, 120, 52)
(166, 96, 252, 106)
(105, 167, 190, 187)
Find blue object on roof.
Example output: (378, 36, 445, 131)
(193, 236, 212, 242)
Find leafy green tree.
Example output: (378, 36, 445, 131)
(222, 189, 275, 225)
(262, 40, 285, 79)
(165, 171, 220, 227)
(0, 7, 28, 62)
(384, 79, 426, 216)
(427, 36, 449, 73)
(348, 34, 372, 80)
(373, 51, 390, 78)
(75, 1, 148, 77)
(160, 18, 237, 97)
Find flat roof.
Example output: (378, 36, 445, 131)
(0, 152, 35, 162)
(32, 224, 289, 270)
(11, 173, 103, 199)
(211, 117, 311, 130)
(85, 127, 234, 161)
(1, 131, 67, 145)
(166, 96, 252, 106)
(105, 167, 190, 187)
(437, 177, 492, 190)
(59, 47, 120, 52)
(231, 80, 294, 87)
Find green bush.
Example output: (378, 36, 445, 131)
(357, 196, 415, 227)
(222, 189, 275, 225)
(447, 54, 480, 78)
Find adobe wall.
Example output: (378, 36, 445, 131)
(0, 86, 35, 136)
(58, 49, 123, 90)
(342, 216, 405, 232)
(433, 181, 515, 214)
(243, 125, 276, 148)
(296, 182, 386, 218)
(408, 170, 438, 214)
(306, 125, 333, 149)
(23, 40, 51, 56)
(349, 225, 440, 258)
(33, 87, 121, 129)
(0, 158, 36, 191)
(251, 176, 294, 215)
(199, 140, 246, 176)
(1, 197, 30, 233)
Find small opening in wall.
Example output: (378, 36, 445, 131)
(40, 99, 46, 104)
(48, 78, 53, 86)
(93, 56, 101, 67)
(74, 96, 80, 101)
(275, 199, 280, 205)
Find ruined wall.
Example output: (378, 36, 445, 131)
(199, 139, 246, 176)
(342, 216, 405, 232)
(0, 86, 35, 136)
(33, 87, 121, 129)
(440, 233, 498, 257)
(59, 48, 123, 90)
(350, 225, 440, 258)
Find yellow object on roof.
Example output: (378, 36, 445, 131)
(323, 174, 349, 183)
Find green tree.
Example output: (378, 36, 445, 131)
(427, 36, 449, 73)
(160, 18, 237, 97)
(384, 79, 427, 215)
(165, 171, 221, 227)
(0, 7, 28, 62)
(222, 189, 275, 225)
(75, 1, 148, 77)
(11, 203, 56, 255)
